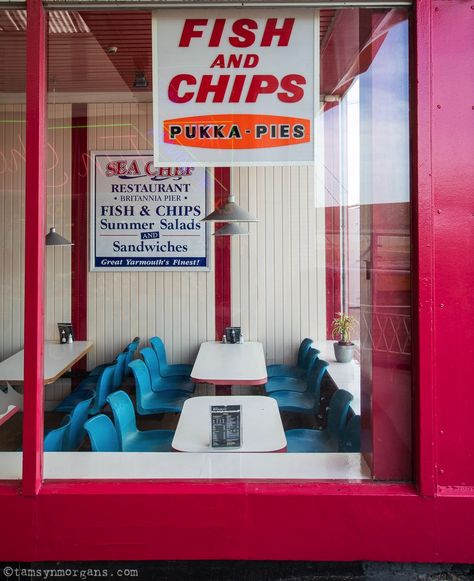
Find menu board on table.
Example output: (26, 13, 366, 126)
(210, 405, 242, 448)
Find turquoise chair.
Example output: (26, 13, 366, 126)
(339, 413, 361, 452)
(265, 349, 321, 394)
(266, 338, 316, 379)
(107, 391, 175, 452)
(89, 337, 140, 377)
(63, 395, 95, 450)
(269, 359, 329, 414)
(285, 389, 354, 452)
(84, 414, 120, 452)
(87, 365, 117, 415)
(44, 417, 71, 452)
(124, 337, 140, 377)
(150, 336, 193, 377)
(141, 347, 195, 394)
(128, 359, 189, 415)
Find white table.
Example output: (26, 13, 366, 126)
(0, 341, 93, 412)
(172, 396, 287, 453)
(191, 341, 267, 387)
(312, 340, 360, 414)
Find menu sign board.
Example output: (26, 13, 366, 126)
(153, 9, 319, 166)
(210, 405, 242, 448)
(90, 152, 209, 271)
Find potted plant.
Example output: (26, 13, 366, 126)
(332, 312, 356, 363)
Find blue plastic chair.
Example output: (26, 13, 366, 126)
(265, 349, 321, 394)
(141, 347, 195, 394)
(44, 417, 72, 452)
(269, 359, 329, 414)
(84, 414, 120, 452)
(128, 359, 189, 415)
(81, 352, 127, 390)
(87, 365, 117, 415)
(150, 336, 193, 377)
(107, 391, 175, 451)
(54, 384, 96, 413)
(339, 413, 361, 452)
(63, 395, 94, 450)
(267, 338, 316, 379)
(88, 337, 140, 377)
(285, 389, 354, 452)
(124, 337, 140, 377)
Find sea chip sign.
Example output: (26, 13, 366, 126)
(90, 152, 209, 271)
(152, 9, 319, 166)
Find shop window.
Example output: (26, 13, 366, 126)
(0, 6, 412, 482)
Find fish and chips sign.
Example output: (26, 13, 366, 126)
(152, 9, 319, 166)
(90, 152, 209, 271)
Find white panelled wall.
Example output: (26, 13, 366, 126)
(230, 166, 326, 366)
(87, 103, 215, 369)
(0, 102, 327, 375)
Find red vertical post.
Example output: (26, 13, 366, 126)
(71, 104, 88, 374)
(22, 0, 47, 496)
(214, 167, 231, 339)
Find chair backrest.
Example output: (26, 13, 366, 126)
(84, 414, 120, 452)
(297, 338, 314, 367)
(326, 389, 354, 436)
(124, 337, 140, 376)
(65, 396, 94, 450)
(141, 347, 161, 389)
(150, 336, 168, 369)
(339, 413, 361, 452)
(89, 364, 117, 415)
(44, 417, 71, 452)
(112, 353, 127, 390)
(128, 359, 155, 415)
(107, 390, 138, 448)
(306, 358, 329, 396)
(303, 348, 320, 374)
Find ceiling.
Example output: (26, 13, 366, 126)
(0, 9, 337, 95)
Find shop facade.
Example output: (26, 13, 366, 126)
(0, 0, 473, 563)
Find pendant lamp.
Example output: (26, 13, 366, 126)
(213, 223, 249, 236)
(202, 195, 258, 223)
(46, 86, 73, 247)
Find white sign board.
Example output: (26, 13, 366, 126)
(153, 9, 319, 166)
(90, 152, 209, 271)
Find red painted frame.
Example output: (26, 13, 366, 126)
(2, 0, 474, 562)
(22, 0, 47, 496)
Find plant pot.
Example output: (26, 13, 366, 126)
(333, 342, 354, 363)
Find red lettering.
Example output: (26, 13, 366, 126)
(196, 75, 230, 103)
(105, 162, 117, 177)
(127, 160, 140, 175)
(117, 161, 128, 175)
(228, 54, 243, 68)
(229, 75, 246, 103)
(243, 54, 259, 68)
(210, 54, 226, 68)
(230, 19, 258, 48)
(145, 161, 157, 176)
(278, 74, 306, 103)
(261, 18, 295, 47)
(179, 19, 208, 47)
(168, 74, 196, 103)
(209, 18, 226, 47)
(245, 75, 279, 103)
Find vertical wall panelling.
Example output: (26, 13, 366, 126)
(0, 104, 26, 361)
(87, 103, 215, 369)
(231, 166, 326, 366)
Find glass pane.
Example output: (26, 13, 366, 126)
(42, 7, 411, 481)
(0, 9, 27, 478)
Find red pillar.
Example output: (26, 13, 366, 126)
(22, 0, 47, 496)
(214, 167, 231, 339)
